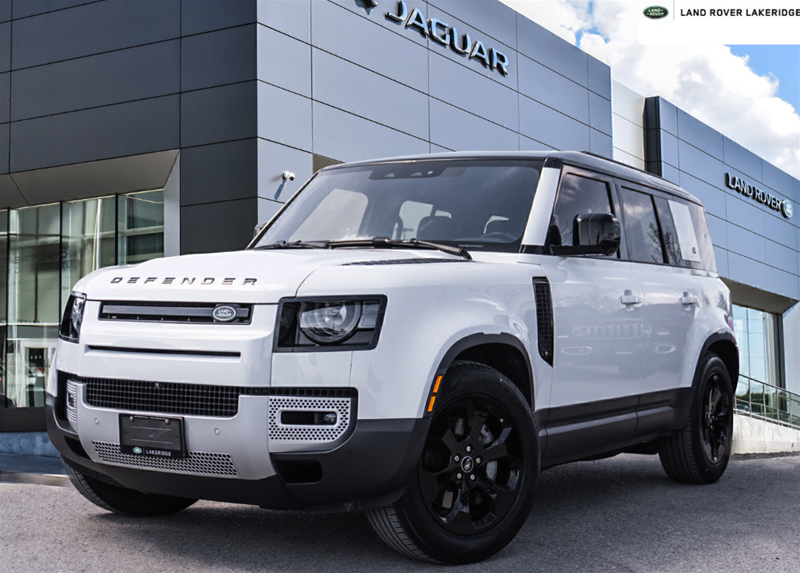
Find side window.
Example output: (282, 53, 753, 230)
(686, 203, 717, 272)
(619, 187, 664, 264)
(654, 197, 685, 266)
(668, 200, 702, 263)
(551, 174, 613, 247)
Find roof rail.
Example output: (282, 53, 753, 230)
(579, 151, 676, 187)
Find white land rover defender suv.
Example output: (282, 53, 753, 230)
(48, 151, 737, 564)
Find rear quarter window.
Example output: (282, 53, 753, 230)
(653, 196, 717, 272)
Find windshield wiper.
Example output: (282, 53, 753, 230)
(324, 237, 472, 260)
(254, 240, 327, 250)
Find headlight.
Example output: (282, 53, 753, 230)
(276, 297, 386, 350)
(59, 293, 87, 343)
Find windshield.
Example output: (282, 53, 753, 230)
(253, 159, 543, 253)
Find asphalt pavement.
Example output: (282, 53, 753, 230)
(0, 453, 798, 573)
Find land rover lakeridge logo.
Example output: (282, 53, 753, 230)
(133, 447, 143, 455)
(783, 200, 794, 219)
(644, 5, 669, 19)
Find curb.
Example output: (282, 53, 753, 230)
(0, 471, 69, 487)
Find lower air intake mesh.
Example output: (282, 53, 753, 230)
(83, 377, 247, 417)
(66, 380, 79, 427)
(269, 396, 352, 442)
(533, 277, 554, 366)
(92, 441, 238, 477)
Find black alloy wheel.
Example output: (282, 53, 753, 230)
(419, 396, 523, 535)
(658, 352, 734, 484)
(700, 373, 732, 465)
(366, 361, 539, 564)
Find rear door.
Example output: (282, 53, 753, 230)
(540, 167, 644, 465)
(615, 182, 703, 435)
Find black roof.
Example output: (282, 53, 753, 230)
(328, 150, 700, 205)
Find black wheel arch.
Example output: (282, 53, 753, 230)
(431, 334, 534, 411)
(700, 332, 739, 392)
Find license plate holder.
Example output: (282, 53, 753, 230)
(119, 414, 187, 459)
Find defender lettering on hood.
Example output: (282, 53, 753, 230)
(110, 277, 257, 285)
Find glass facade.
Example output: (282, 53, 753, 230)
(732, 304, 799, 426)
(0, 190, 164, 410)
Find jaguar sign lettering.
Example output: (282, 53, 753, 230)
(386, 1, 510, 76)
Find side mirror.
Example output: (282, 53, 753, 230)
(551, 213, 620, 256)
(253, 222, 267, 239)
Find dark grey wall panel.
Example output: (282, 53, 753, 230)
(0, 175, 25, 207)
(429, 98, 517, 152)
(519, 55, 589, 125)
(12, 0, 180, 70)
(426, 5, 516, 92)
(257, 139, 312, 203)
(10, 95, 179, 172)
(0, 0, 9, 22)
(181, 0, 256, 36)
(590, 129, 612, 158)
(519, 96, 590, 151)
(587, 56, 611, 100)
(429, 52, 517, 131)
(430, 0, 517, 49)
(0, 123, 7, 173)
(677, 108, 723, 160)
(0, 22, 9, 73)
(181, 139, 257, 207)
(181, 198, 256, 254)
(314, 49, 427, 140)
(0, 72, 8, 123)
(327, 0, 427, 48)
(257, 24, 311, 97)
(516, 14, 587, 87)
(181, 25, 256, 92)
(257, 0, 309, 43)
(588, 92, 611, 136)
(12, 0, 97, 20)
(762, 160, 799, 202)
(181, 82, 257, 148)
(11, 40, 180, 121)
(311, 0, 428, 93)
(722, 137, 761, 181)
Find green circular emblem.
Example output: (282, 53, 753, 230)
(644, 6, 669, 19)
(782, 199, 793, 219)
(133, 447, 143, 455)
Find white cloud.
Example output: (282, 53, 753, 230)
(500, 0, 800, 179)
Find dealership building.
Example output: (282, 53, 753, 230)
(0, 0, 798, 453)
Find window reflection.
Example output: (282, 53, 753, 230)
(733, 304, 780, 388)
(0, 191, 165, 410)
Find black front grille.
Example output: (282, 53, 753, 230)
(84, 377, 246, 417)
(99, 301, 252, 324)
(533, 278, 554, 366)
(74, 374, 356, 418)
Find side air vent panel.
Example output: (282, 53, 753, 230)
(533, 277, 554, 366)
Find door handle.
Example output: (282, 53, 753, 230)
(620, 290, 642, 306)
(680, 292, 697, 306)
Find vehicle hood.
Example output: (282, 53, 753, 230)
(75, 249, 464, 303)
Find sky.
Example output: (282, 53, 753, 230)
(500, 0, 800, 179)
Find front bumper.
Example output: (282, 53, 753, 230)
(47, 388, 429, 511)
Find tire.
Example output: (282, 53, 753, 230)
(63, 458, 197, 516)
(658, 353, 734, 484)
(367, 361, 539, 564)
